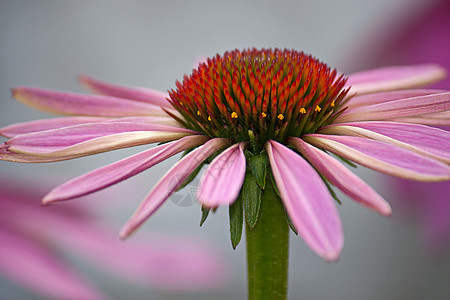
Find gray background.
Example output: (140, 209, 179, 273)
(1, 1, 449, 299)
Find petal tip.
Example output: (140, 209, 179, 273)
(196, 194, 217, 209)
(324, 251, 341, 262)
(41, 199, 53, 207)
(380, 203, 392, 217)
(432, 64, 447, 79)
(118, 225, 134, 240)
(199, 202, 218, 210)
(11, 87, 22, 100)
(42, 193, 58, 206)
(78, 74, 93, 87)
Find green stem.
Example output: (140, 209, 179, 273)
(246, 180, 289, 300)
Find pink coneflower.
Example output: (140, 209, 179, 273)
(1, 48, 449, 299)
(0, 179, 226, 300)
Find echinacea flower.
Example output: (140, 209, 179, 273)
(0, 178, 226, 300)
(1, 48, 449, 299)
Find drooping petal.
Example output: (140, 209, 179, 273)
(78, 75, 173, 108)
(43, 135, 209, 204)
(304, 134, 450, 181)
(197, 143, 247, 208)
(0, 143, 94, 163)
(12, 87, 169, 117)
(336, 92, 450, 123)
(120, 138, 230, 238)
(7, 122, 194, 156)
(321, 121, 450, 163)
(0, 117, 108, 138)
(0, 144, 72, 163)
(345, 64, 446, 95)
(345, 89, 446, 108)
(0, 116, 183, 138)
(289, 137, 391, 216)
(0, 228, 108, 300)
(266, 140, 343, 261)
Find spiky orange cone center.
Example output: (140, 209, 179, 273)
(168, 48, 349, 151)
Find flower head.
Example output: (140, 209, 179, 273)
(168, 49, 348, 150)
(1, 48, 449, 261)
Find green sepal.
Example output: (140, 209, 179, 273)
(229, 193, 244, 249)
(247, 154, 268, 190)
(175, 145, 225, 193)
(243, 173, 262, 229)
(200, 207, 210, 226)
(247, 130, 258, 153)
(267, 170, 281, 197)
(161, 107, 190, 129)
(334, 154, 358, 168)
(284, 209, 298, 235)
(320, 174, 342, 205)
(176, 161, 203, 192)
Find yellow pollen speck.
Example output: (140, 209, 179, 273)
(299, 108, 306, 114)
(277, 114, 284, 120)
(261, 112, 267, 118)
(315, 105, 321, 112)
(331, 100, 335, 107)
(197, 110, 201, 116)
(179, 102, 183, 106)
(208, 116, 212, 121)
(231, 112, 238, 119)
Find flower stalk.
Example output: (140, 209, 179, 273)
(246, 177, 289, 300)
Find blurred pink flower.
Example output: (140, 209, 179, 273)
(0, 178, 226, 300)
(389, 178, 449, 251)
(347, 0, 450, 251)
(353, 0, 450, 89)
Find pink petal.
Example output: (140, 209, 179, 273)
(105, 116, 183, 127)
(0, 228, 108, 300)
(322, 121, 450, 163)
(336, 91, 450, 123)
(0, 144, 84, 163)
(266, 140, 343, 261)
(120, 138, 230, 238)
(345, 89, 446, 108)
(289, 137, 391, 216)
(12, 87, 169, 117)
(0, 117, 109, 138)
(304, 134, 450, 181)
(0, 116, 182, 138)
(79, 75, 173, 108)
(390, 111, 450, 126)
(7, 122, 193, 156)
(197, 143, 247, 208)
(346, 64, 446, 95)
(43, 135, 208, 204)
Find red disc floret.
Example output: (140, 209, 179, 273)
(168, 48, 349, 148)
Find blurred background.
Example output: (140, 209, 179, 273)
(0, 0, 449, 299)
